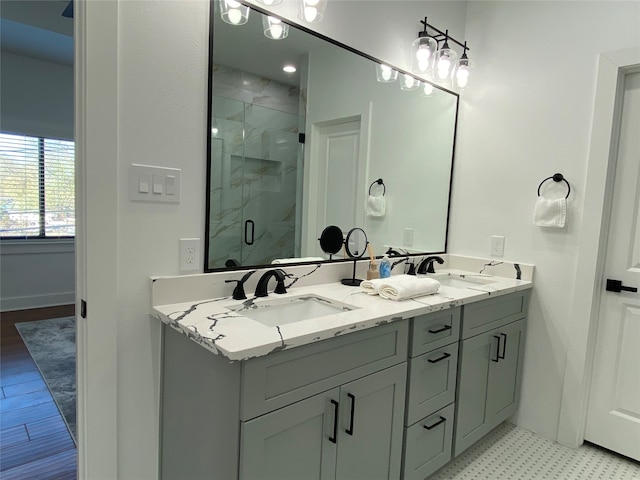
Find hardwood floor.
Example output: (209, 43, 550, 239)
(1, 305, 77, 479)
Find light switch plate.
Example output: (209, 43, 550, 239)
(130, 164, 181, 203)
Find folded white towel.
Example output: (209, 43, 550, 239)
(534, 197, 567, 228)
(360, 277, 388, 295)
(272, 257, 324, 264)
(363, 275, 440, 301)
(366, 194, 386, 217)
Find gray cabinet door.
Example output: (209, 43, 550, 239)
(335, 363, 407, 480)
(487, 319, 526, 422)
(454, 329, 495, 456)
(240, 388, 339, 480)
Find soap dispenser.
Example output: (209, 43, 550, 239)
(379, 254, 391, 278)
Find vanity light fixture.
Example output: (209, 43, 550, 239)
(283, 64, 297, 73)
(299, 0, 327, 23)
(375, 64, 398, 83)
(262, 16, 289, 40)
(421, 81, 434, 97)
(400, 73, 420, 91)
(255, 0, 282, 5)
(410, 17, 472, 88)
(220, 0, 249, 25)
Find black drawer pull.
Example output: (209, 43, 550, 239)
(346, 393, 355, 435)
(492, 335, 501, 363)
(329, 399, 339, 444)
(428, 352, 451, 364)
(428, 325, 451, 334)
(424, 416, 446, 430)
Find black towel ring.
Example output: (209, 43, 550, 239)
(369, 178, 385, 195)
(537, 173, 570, 199)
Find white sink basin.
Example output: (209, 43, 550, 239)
(227, 294, 357, 327)
(432, 275, 497, 289)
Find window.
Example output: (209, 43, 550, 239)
(0, 132, 75, 238)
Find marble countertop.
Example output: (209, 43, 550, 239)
(151, 269, 533, 361)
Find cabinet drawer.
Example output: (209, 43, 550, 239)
(461, 291, 530, 339)
(410, 307, 460, 357)
(406, 342, 458, 426)
(240, 321, 409, 420)
(402, 403, 454, 480)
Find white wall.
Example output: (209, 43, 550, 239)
(83, 1, 468, 477)
(450, 1, 640, 442)
(0, 51, 75, 311)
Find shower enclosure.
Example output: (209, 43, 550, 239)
(208, 95, 304, 269)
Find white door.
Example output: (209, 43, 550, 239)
(585, 70, 640, 461)
(315, 118, 362, 237)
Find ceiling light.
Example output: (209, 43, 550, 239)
(220, 0, 249, 25)
(283, 65, 297, 73)
(263, 16, 289, 40)
(375, 64, 398, 83)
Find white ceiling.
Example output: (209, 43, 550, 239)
(1, 0, 73, 66)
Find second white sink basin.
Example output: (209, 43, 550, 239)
(227, 294, 357, 327)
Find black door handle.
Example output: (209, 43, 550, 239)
(244, 220, 254, 245)
(499, 333, 507, 360)
(492, 335, 501, 363)
(329, 399, 339, 444)
(428, 325, 451, 334)
(606, 279, 637, 293)
(346, 393, 355, 436)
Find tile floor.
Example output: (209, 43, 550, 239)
(429, 423, 640, 480)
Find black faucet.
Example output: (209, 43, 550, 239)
(417, 256, 445, 274)
(254, 269, 288, 297)
(225, 270, 256, 300)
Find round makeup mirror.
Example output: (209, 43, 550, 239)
(342, 227, 368, 286)
(318, 225, 344, 257)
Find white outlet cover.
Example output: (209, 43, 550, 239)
(180, 238, 200, 272)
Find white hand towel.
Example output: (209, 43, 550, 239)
(377, 276, 441, 301)
(366, 194, 386, 217)
(534, 197, 567, 228)
(360, 277, 387, 295)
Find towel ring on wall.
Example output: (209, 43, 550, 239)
(537, 173, 571, 199)
(369, 178, 385, 195)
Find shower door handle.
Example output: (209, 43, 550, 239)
(244, 220, 255, 245)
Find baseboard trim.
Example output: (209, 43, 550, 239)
(1, 292, 76, 312)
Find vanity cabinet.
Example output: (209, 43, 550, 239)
(160, 320, 408, 480)
(453, 291, 530, 457)
(240, 363, 406, 480)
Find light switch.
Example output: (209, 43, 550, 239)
(166, 175, 176, 195)
(152, 175, 164, 194)
(138, 174, 150, 193)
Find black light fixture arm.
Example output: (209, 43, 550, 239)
(418, 16, 469, 52)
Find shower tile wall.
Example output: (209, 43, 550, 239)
(209, 64, 303, 268)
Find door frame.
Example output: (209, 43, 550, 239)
(557, 47, 640, 448)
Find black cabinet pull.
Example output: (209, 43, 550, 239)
(499, 333, 507, 359)
(606, 279, 638, 293)
(346, 393, 355, 436)
(329, 399, 339, 444)
(492, 335, 501, 363)
(428, 352, 451, 364)
(424, 416, 446, 430)
(244, 220, 255, 245)
(428, 325, 451, 334)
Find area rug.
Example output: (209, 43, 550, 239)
(15, 316, 76, 443)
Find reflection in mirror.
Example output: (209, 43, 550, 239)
(206, 1, 458, 271)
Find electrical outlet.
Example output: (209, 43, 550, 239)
(180, 238, 200, 272)
(490, 236, 505, 257)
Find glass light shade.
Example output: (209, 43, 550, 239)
(421, 82, 434, 97)
(220, 0, 249, 25)
(436, 45, 458, 80)
(299, 0, 327, 23)
(411, 35, 438, 73)
(454, 57, 471, 89)
(375, 64, 398, 83)
(400, 73, 420, 91)
(262, 16, 289, 40)
(255, 0, 283, 5)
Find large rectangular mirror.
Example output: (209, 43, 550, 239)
(206, 1, 458, 271)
